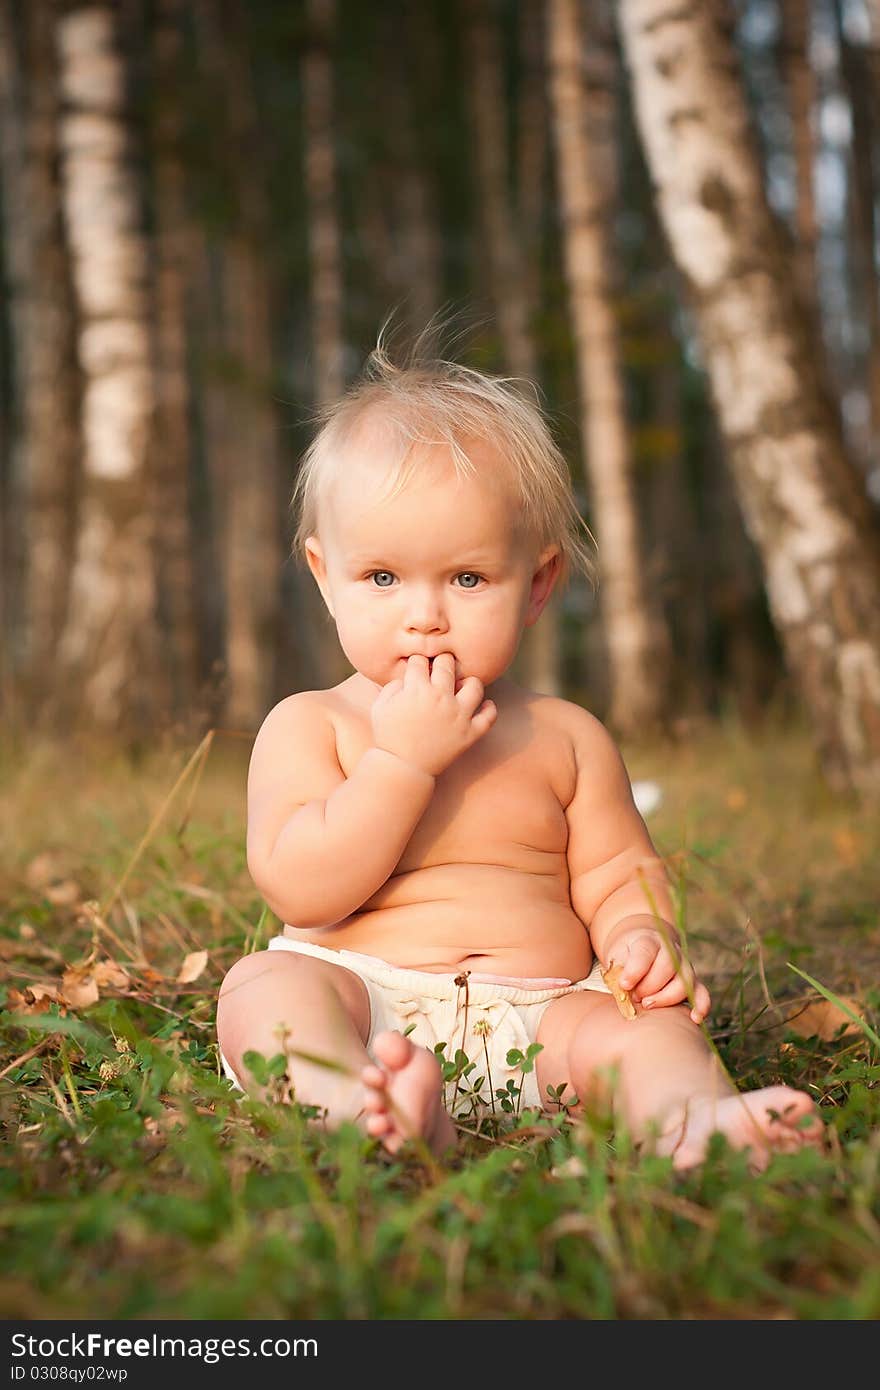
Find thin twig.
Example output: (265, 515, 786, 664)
(0, 1037, 52, 1080)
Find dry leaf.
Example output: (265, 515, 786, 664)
(93, 959, 131, 989)
(725, 787, 748, 811)
(6, 986, 57, 1015)
(61, 965, 100, 1009)
(786, 995, 864, 1041)
(136, 965, 166, 988)
(601, 960, 637, 1020)
(176, 950, 208, 984)
(58, 955, 132, 1008)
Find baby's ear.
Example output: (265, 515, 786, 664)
(525, 545, 562, 625)
(304, 537, 334, 615)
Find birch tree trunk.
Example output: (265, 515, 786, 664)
(833, 1, 880, 471)
(55, 2, 159, 732)
(619, 0, 880, 795)
(0, 0, 79, 716)
(465, 0, 561, 695)
(548, 0, 671, 733)
(779, 0, 819, 317)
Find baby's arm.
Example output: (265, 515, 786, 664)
(247, 694, 434, 927)
(564, 708, 710, 1022)
(247, 655, 495, 928)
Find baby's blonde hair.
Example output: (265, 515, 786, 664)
(291, 320, 597, 589)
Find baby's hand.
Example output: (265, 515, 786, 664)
(371, 653, 497, 777)
(605, 927, 710, 1024)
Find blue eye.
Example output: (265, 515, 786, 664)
(457, 573, 482, 589)
(370, 571, 395, 587)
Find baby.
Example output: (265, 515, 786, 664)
(217, 338, 824, 1170)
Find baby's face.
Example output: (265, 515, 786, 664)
(305, 439, 559, 691)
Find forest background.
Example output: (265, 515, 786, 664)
(1, 0, 880, 798)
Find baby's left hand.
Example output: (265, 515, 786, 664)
(605, 927, 710, 1024)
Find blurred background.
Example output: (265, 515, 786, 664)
(1, 0, 879, 797)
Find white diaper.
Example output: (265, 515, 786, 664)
(221, 935, 612, 1116)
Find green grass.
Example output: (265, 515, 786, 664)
(2, 715, 880, 1320)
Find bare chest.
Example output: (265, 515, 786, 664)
(332, 703, 575, 872)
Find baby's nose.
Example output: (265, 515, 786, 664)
(405, 588, 448, 633)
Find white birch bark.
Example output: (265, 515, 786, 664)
(548, 0, 671, 733)
(833, 2, 880, 478)
(55, 2, 158, 730)
(619, 0, 880, 794)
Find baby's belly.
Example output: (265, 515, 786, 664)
(286, 862, 594, 982)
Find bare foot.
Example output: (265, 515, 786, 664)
(654, 1086, 825, 1172)
(360, 1030, 458, 1157)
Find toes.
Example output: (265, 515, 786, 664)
(361, 1088, 388, 1114)
(361, 1063, 388, 1091)
(371, 1030, 412, 1070)
(365, 1112, 392, 1137)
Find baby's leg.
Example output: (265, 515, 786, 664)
(217, 952, 455, 1155)
(537, 993, 824, 1171)
(217, 949, 373, 1124)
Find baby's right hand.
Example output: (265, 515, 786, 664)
(371, 653, 497, 777)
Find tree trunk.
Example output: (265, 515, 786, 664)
(833, 1, 880, 478)
(517, 0, 549, 330)
(303, 0, 344, 406)
(150, 0, 198, 726)
(548, 0, 671, 734)
(465, 0, 561, 696)
(301, 0, 352, 687)
(779, 0, 819, 317)
(644, 347, 714, 719)
(0, 0, 79, 719)
(193, 0, 287, 730)
(465, 0, 538, 383)
(382, 3, 443, 339)
(619, 0, 880, 795)
(55, 2, 159, 733)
